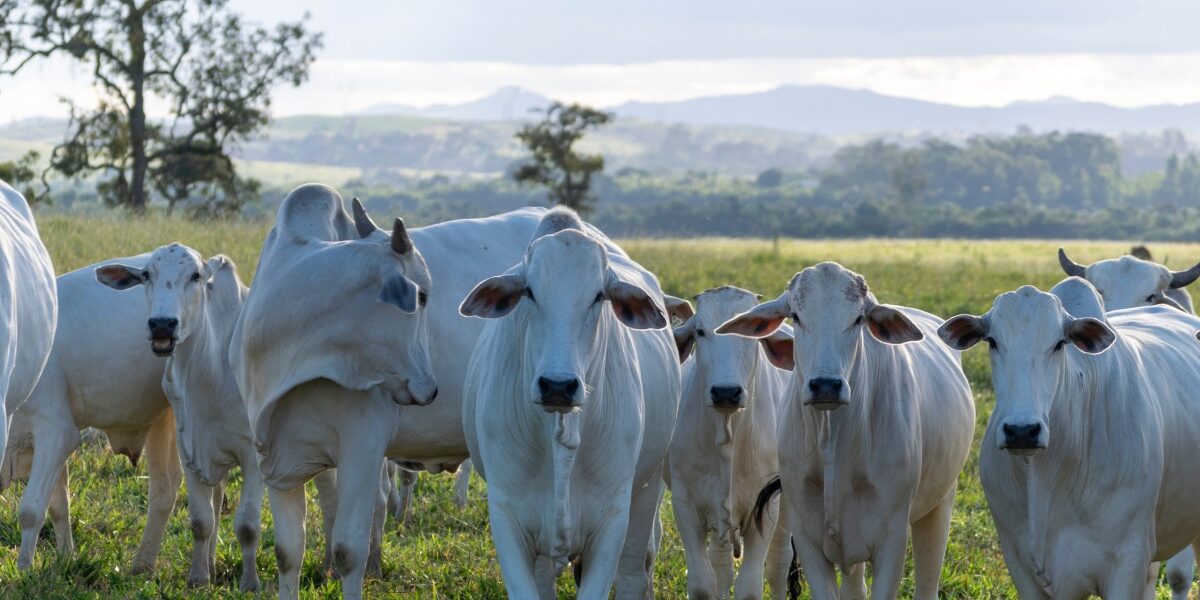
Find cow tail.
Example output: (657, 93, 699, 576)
(787, 537, 802, 600)
(752, 475, 782, 532)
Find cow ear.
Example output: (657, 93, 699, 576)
(1154, 293, 1186, 311)
(606, 277, 667, 330)
(1065, 317, 1116, 354)
(672, 319, 695, 363)
(379, 271, 419, 313)
(866, 304, 924, 344)
(95, 264, 146, 290)
(717, 296, 789, 338)
(663, 295, 695, 325)
(760, 329, 794, 371)
(938, 315, 986, 351)
(204, 255, 232, 284)
(460, 273, 525, 319)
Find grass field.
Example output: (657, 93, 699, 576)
(2, 213, 1200, 598)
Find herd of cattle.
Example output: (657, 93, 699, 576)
(3, 179, 1200, 599)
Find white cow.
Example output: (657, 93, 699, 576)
(96, 244, 266, 591)
(0, 180, 56, 456)
(1058, 247, 1198, 312)
(939, 280, 1200, 599)
(3, 251, 179, 573)
(231, 183, 543, 600)
(721, 262, 974, 600)
(666, 286, 793, 599)
(1060, 247, 1200, 598)
(460, 207, 680, 599)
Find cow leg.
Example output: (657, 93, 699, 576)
(132, 408, 182, 574)
(209, 477, 226, 577)
(234, 456, 265, 592)
(366, 461, 387, 578)
(313, 468, 338, 576)
(866, 522, 909, 600)
(330, 450, 386, 600)
(17, 419, 77, 570)
(182, 468, 217, 587)
(614, 475, 666, 599)
(763, 505, 792, 600)
(674, 497, 718, 598)
(454, 459, 472, 509)
(1166, 545, 1195, 600)
(269, 484, 307, 600)
(1103, 553, 1158, 600)
(394, 467, 417, 524)
(909, 485, 956, 600)
(734, 511, 773, 600)
(534, 555, 560, 600)
(578, 505, 633, 600)
(488, 499, 542, 599)
(839, 563, 867, 599)
(48, 467, 74, 556)
(994, 524, 1051, 599)
(709, 532, 736, 597)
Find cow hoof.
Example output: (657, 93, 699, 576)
(186, 576, 208, 588)
(129, 560, 155, 576)
(240, 574, 260, 593)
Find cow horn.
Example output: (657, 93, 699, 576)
(1057, 248, 1086, 278)
(1170, 261, 1200, 289)
(391, 218, 413, 255)
(351, 197, 380, 239)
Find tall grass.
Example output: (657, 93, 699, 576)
(2, 213, 1198, 598)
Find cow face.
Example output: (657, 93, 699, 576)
(718, 262, 922, 412)
(674, 287, 791, 414)
(1058, 249, 1199, 311)
(95, 243, 214, 357)
(461, 229, 667, 413)
(939, 286, 1115, 455)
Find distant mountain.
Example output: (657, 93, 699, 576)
(357, 86, 553, 121)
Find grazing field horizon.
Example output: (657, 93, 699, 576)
(2, 212, 1198, 598)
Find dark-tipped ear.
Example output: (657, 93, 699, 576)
(938, 314, 987, 351)
(760, 329, 794, 371)
(1065, 317, 1116, 354)
(380, 272, 419, 313)
(672, 319, 695, 363)
(352, 197, 381, 239)
(606, 279, 667, 330)
(866, 304, 924, 344)
(715, 296, 789, 339)
(95, 264, 146, 291)
(460, 273, 525, 319)
(663, 295, 695, 324)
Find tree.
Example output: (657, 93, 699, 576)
(755, 167, 783, 188)
(513, 102, 612, 215)
(0, 0, 321, 214)
(0, 150, 44, 203)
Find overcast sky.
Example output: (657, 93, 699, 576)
(4, 1, 1200, 120)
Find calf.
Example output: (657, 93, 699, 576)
(460, 208, 680, 599)
(666, 286, 792, 599)
(724, 262, 974, 600)
(939, 281, 1200, 598)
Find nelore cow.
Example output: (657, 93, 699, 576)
(4, 253, 174, 573)
(1060, 247, 1200, 599)
(460, 208, 680, 599)
(665, 286, 793, 599)
(232, 184, 544, 600)
(723, 262, 974, 600)
(939, 279, 1200, 599)
(97, 245, 288, 590)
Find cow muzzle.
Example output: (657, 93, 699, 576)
(536, 376, 581, 413)
(709, 385, 744, 414)
(147, 317, 179, 357)
(1000, 420, 1046, 455)
(804, 377, 849, 411)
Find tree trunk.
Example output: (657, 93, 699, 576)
(127, 4, 148, 214)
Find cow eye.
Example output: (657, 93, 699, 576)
(985, 337, 998, 350)
(524, 287, 536, 302)
(418, 290, 428, 307)
(696, 329, 706, 338)
(141, 271, 150, 280)
(191, 272, 201, 282)
(593, 291, 604, 305)
(1147, 295, 1156, 303)
(853, 315, 863, 326)
(1053, 339, 1066, 352)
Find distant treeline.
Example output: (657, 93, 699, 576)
(311, 130, 1200, 240)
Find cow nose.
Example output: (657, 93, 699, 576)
(1001, 423, 1044, 451)
(709, 386, 744, 410)
(808, 378, 843, 396)
(148, 317, 178, 336)
(537, 376, 580, 408)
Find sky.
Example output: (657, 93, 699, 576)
(3, 1, 1200, 120)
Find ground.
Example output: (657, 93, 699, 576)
(1, 214, 1197, 598)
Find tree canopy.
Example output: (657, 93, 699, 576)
(512, 102, 613, 215)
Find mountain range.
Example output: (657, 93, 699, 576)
(359, 85, 1200, 136)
